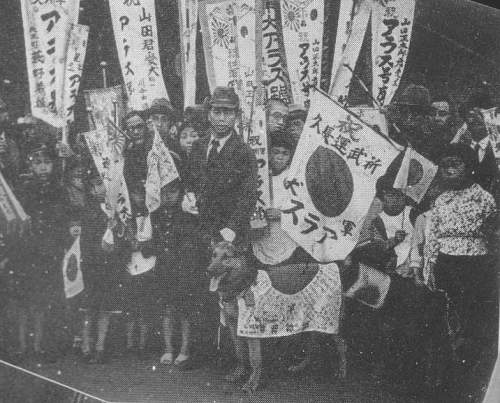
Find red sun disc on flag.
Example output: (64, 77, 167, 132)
(305, 146, 354, 217)
(408, 159, 424, 186)
(67, 254, 79, 282)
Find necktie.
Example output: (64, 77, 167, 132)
(207, 139, 220, 165)
(473, 143, 481, 162)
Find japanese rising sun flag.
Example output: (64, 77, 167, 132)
(62, 236, 84, 299)
(281, 90, 400, 262)
(393, 147, 437, 204)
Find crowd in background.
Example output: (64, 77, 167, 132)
(0, 81, 498, 402)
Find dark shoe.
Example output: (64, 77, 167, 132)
(35, 351, 57, 364)
(81, 352, 92, 363)
(90, 350, 107, 364)
(176, 358, 195, 371)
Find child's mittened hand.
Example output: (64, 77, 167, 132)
(102, 240, 115, 253)
(69, 225, 82, 238)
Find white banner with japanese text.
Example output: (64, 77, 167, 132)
(330, 0, 354, 82)
(281, 90, 399, 262)
(280, 0, 323, 107)
(62, 24, 89, 123)
(199, 0, 239, 91)
(328, 0, 370, 103)
(84, 129, 131, 224)
(481, 107, 500, 161)
(351, 105, 389, 136)
(237, 263, 341, 337)
(145, 127, 180, 213)
(371, 0, 415, 106)
(246, 106, 271, 224)
(178, 0, 199, 107)
(84, 86, 126, 131)
(20, 0, 80, 127)
(109, 0, 169, 110)
(260, 0, 291, 103)
(200, 0, 260, 130)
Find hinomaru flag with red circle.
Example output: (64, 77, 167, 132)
(281, 90, 400, 262)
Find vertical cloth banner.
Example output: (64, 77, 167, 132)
(199, 0, 238, 91)
(481, 107, 500, 162)
(84, 86, 126, 131)
(247, 106, 272, 222)
(393, 147, 438, 204)
(330, 0, 354, 81)
(0, 169, 30, 236)
(199, 0, 261, 130)
(62, 24, 89, 123)
(20, 0, 80, 127)
(259, 0, 291, 103)
(280, 0, 324, 107)
(145, 127, 180, 213)
(109, 0, 169, 110)
(371, 0, 415, 106)
(178, 0, 199, 108)
(281, 90, 399, 262)
(62, 236, 84, 299)
(351, 105, 389, 136)
(328, 0, 371, 103)
(84, 129, 131, 224)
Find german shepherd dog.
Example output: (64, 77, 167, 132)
(206, 241, 347, 393)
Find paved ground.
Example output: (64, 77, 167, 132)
(0, 353, 426, 403)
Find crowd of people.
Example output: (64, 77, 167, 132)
(0, 81, 498, 402)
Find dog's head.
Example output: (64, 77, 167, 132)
(207, 241, 257, 300)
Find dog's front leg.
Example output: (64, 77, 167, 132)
(242, 338, 262, 393)
(225, 321, 248, 383)
(332, 334, 348, 379)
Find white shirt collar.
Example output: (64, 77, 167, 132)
(471, 135, 490, 151)
(209, 132, 232, 152)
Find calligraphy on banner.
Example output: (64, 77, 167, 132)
(145, 127, 180, 213)
(178, 0, 199, 108)
(200, 0, 261, 130)
(84, 86, 126, 131)
(481, 107, 500, 161)
(109, 0, 169, 110)
(20, 0, 80, 127)
(351, 105, 389, 136)
(328, 0, 370, 103)
(84, 129, 131, 224)
(280, 0, 323, 107)
(371, 0, 415, 106)
(246, 106, 271, 224)
(237, 264, 341, 337)
(260, 0, 291, 103)
(199, 0, 239, 91)
(62, 24, 89, 123)
(281, 90, 399, 262)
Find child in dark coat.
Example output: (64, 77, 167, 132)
(12, 144, 67, 360)
(115, 178, 162, 359)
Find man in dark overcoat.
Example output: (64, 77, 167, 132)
(185, 87, 258, 248)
